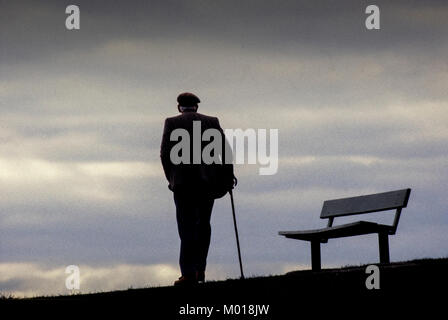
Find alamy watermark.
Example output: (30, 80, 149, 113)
(65, 5, 80, 30)
(65, 265, 80, 291)
(169, 121, 278, 175)
(66, 4, 380, 31)
(365, 5, 380, 30)
(365, 265, 380, 290)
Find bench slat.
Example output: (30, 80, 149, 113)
(279, 221, 392, 241)
(320, 188, 411, 218)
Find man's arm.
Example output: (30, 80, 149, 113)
(160, 118, 172, 182)
(215, 117, 237, 189)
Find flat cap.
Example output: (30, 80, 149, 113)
(177, 92, 201, 107)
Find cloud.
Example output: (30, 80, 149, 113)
(0, 157, 162, 205)
(0, 262, 179, 297)
(0, 261, 309, 297)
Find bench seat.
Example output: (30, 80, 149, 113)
(279, 221, 393, 242)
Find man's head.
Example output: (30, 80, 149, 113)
(177, 92, 200, 113)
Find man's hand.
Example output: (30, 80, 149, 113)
(232, 175, 238, 189)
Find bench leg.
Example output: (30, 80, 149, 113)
(378, 232, 390, 264)
(311, 241, 321, 271)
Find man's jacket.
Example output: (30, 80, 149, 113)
(160, 111, 234, 194)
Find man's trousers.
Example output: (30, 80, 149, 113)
(173, 189, 215, 277)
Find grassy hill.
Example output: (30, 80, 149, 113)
(2, 258, 447, 317)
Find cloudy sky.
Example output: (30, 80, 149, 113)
(1, 0, 447, 297)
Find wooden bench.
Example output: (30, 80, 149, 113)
(279, 188, 411, 271)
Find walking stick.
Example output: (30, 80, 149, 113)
(229, 189, 245, 279)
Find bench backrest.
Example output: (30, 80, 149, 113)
(320, 188, 411, 219)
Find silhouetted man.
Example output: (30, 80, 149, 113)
(160, 92, 235, 286)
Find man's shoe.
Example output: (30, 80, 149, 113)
(174, 275, 197, 286)
(196, 271, 205, 283)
